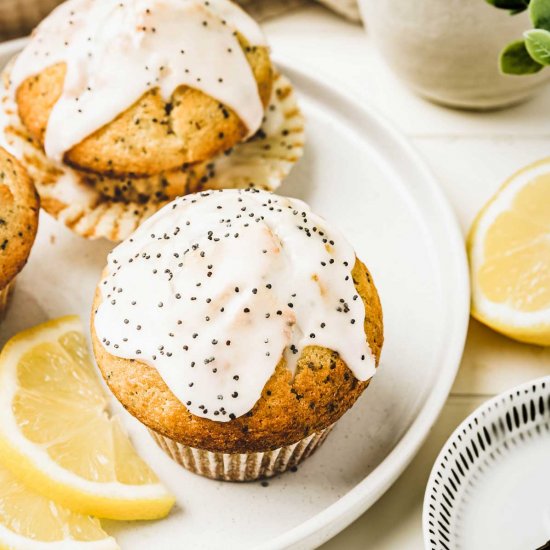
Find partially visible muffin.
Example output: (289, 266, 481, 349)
(91, 189, 383, 480)
(0, 147, 39, 318)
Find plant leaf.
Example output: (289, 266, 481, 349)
(524, 28, 550, 64)
(486, 0, 529, 13)
(500, 39, 544, 74)
(529, 0, 550, 30)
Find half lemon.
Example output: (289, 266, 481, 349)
(468, 158, 550, 346)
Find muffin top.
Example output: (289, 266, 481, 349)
(10, 0, 273, 176)
(0, 147, 39, 289)
(92, 189, 383, 451)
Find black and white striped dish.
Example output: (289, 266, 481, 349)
(423, 376, 550, 550)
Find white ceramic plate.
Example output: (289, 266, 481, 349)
(424, 376, 550, 550)
(0, 40, 469, 549)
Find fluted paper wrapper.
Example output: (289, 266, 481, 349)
(0, 280, 14, 320)
(149, 423, 334, 481)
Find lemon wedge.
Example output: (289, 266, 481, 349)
(468, 158, 550, 346)
(0, 316, 175, 520)
(0, 460, 119, 550)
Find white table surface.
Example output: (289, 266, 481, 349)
(263, 4, 550, 548)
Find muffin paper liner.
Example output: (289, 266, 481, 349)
(194, 73, 305, 194)
(0, 70, 304, 241)
(0, 280, 14, 321)
(149, 423, 334, 481)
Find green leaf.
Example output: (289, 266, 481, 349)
(485, 0, 529, 13)
(524, 28, 550, 64)
(500, 39, 544, 74)
(529, 0, 550, 29)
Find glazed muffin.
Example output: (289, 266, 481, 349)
(0, 0, 304, 241)
(0, 147, 39, 318)
(11, 0, 273, 175)
(91, 189, 383, 480)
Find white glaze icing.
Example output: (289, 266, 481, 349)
(94, 189, 377, 422)
(10, 0, 267, 161)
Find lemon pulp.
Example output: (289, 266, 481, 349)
(479, 174, 550, 313)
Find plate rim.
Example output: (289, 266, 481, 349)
(262, 57, 470, 550)
(0, 38, 471, 549)
(422, 375, 550, 549)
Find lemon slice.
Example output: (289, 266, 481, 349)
(0, 316, 175, 520)
(0, 461, 119, 550)
(468, 158, 550, 345)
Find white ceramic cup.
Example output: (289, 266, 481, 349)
(358, 0, 550, 109)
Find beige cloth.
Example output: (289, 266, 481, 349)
(0, 0, 62, 39)
(0, 0, 361, 41)
(312, 0, 360, 20)
(239, 0, 361, 21)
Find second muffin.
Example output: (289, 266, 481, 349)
(91, 188, 383, 480)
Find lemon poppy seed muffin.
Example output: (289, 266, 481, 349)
(0, 147, 39, 318)
(91, 189, 383, 480)
(1, 0, 304, 242)
(11, 0, 273, 177)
